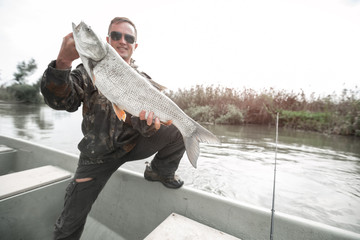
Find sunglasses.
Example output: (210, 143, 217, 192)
(109, 31, 136, 44)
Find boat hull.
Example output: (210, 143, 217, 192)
(1, 135, 359, 240)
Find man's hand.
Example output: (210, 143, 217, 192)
(139, 110, 161, 130)
(56, 33, 80, 69)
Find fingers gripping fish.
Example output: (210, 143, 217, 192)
(72, 21, 220, 168)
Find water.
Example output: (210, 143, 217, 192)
(1, 102, 359, 233)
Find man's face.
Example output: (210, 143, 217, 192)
(106, 22, 138, 64)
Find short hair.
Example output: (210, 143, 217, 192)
(108, 17, 137, 40)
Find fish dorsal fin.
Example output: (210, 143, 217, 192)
(147, 78, 167, 91)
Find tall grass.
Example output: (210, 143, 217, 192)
(166, 85, 360, 137)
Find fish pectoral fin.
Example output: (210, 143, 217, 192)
(112, 104, 126, 121)
(161, 120, 173, 126)
(90, 69, 96, 83)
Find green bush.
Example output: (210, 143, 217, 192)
(215, 104, 244, 125)
(1, 58, 41, 103)
(0, 87, 12, 100)
(280, 110, 331, 131)
(7, 83, 42, 103)
(185, 105, 215, 123)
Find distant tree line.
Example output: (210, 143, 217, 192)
(166, 85, 360, 137)
(0, 58, 42, 103)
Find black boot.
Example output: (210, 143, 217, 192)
(144, 163, 184, 189)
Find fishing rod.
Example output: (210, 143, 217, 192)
(270, 112, 279, 240)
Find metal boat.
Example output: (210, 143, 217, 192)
(1, 135, 359, 240)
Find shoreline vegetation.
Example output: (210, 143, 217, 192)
(165, 85, 360, 137)
(1, 84, 358, 137)
(1, 56, 359, 138)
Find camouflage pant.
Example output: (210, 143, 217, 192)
(53, 124, 185, 240)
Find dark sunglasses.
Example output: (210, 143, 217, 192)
(109, 31, 136, 44)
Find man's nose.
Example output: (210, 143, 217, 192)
(119, 36, 127, 44)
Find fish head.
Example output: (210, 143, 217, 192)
(72, 21, 107, 61)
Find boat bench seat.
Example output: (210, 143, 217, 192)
(0, 145, 15, 153)
(0, 145, 17, 175)
(145, 213, 242, 240)
(0, 165, 71, 200)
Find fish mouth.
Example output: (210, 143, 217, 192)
(71, 21, 108, 61)
(72, 21, 87, 33)
(72, 22, 77, 31)
(72, 22, 80, 33)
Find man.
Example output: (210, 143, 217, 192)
(41, 17, 185, 240)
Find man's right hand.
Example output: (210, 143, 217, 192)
(139, 110, 161, 130)
(56, 33, 80, 69)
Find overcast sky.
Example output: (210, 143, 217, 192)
(0, 0, 359, 96)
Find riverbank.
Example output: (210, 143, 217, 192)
(166, 85, 360, 137)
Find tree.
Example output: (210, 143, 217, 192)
(13, 58, 37, 84)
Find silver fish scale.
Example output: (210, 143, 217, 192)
(93, 45, 196, 137)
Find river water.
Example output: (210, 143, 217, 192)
(0, 102, 359, 233)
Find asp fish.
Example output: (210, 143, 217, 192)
(72, 21, 220, 168)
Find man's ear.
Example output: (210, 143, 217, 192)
(106, 36, 110, 44)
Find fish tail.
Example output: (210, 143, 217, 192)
(184, 121, 220, 168)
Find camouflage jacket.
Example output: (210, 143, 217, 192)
(41, 60, 158, 165)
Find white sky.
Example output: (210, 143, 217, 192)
(0, 0, 359, 96)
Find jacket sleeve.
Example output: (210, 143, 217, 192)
(41, 60, 85, 112)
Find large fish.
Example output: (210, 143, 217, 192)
(72, 21, 220, 168)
